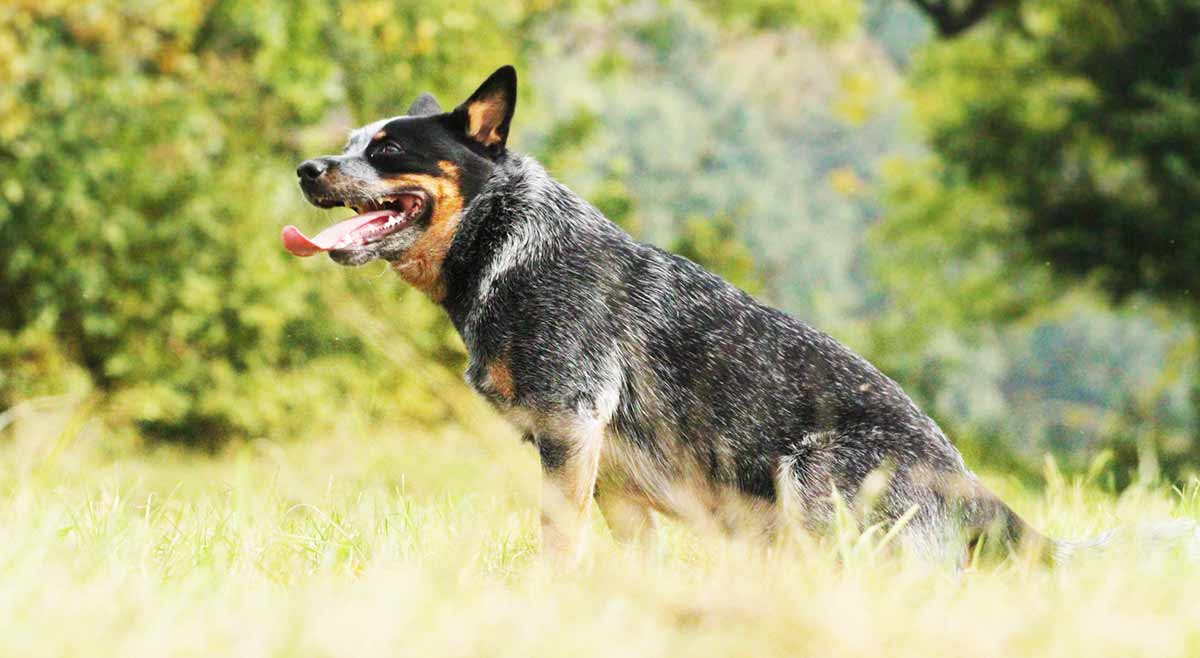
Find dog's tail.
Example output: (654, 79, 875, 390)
(1050, 520, 1200, 563)
(960, 490, 1056, 563)
(964, 487, 1200, 564)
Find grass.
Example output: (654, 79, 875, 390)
(4, 397, 1200, 657)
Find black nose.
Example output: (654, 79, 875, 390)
(296, 159, 327, 180)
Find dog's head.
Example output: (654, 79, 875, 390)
(285, 66, 517, 296)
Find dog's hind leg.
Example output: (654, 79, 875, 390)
(534, 413, 604, 569)
(596, 489, 659, 553)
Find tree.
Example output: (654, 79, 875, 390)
(877, 0, 1200, 481)
(907, 0, 1016, 37)
(914, 0, 1200, 305)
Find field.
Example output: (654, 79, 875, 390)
(2, 397, 1198, 657)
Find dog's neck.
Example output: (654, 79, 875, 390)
(436, 153, 612, 347)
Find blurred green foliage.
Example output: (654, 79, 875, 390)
(696, 0, 862, 37)
(908, 0, 1200, 305)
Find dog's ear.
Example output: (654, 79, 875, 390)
(407, 92, 442, 117)
(449, 65, 517, 155)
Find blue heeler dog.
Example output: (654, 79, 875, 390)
(285, 65, 1055, 567)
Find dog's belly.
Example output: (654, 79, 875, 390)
(598, 430, 777, 536)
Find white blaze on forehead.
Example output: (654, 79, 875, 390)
(343, 115, 406, 154)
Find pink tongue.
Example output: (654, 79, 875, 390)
(281, 210, 397, 257)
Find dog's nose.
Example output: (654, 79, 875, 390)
(296, 159, 328, 181)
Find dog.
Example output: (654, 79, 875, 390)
(286, 65, 1051, 567)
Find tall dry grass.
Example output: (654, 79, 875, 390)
(2, 397, 1199, 657)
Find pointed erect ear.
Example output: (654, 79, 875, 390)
(407, 92, 442, 117)
(452, 65, 517, 153)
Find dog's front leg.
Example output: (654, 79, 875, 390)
(596, 490, 659, 554)
(535, 417, 603, 569)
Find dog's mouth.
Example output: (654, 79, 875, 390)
(282, 191, 428, 257)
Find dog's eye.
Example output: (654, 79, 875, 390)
(373, 142, 403, 157)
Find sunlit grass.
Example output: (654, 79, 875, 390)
(3, 400, 1200, 657)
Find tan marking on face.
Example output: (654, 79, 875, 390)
(486, 358, 515, 400)
(372, 130, 388, 141)
(387, 161, 465, 301)
(467, 96, 506, 147)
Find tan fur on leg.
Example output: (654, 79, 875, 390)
(596, 490, 660, 554)
(537, 417, 603, 569)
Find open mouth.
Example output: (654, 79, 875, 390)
(282, 191, 427, 257)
